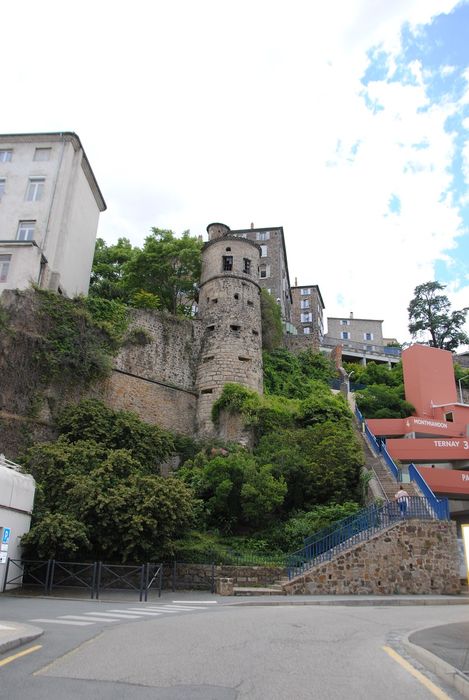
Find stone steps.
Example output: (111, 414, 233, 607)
(233, 586, 286, 596)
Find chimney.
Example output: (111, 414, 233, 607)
(295, 277, 298, 286)
(250, 222, 254, 229)
(350, 312, 354, 319)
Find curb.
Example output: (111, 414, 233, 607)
(226, 597, 469, 607)
(403, 633, 469, 700)
(0, 624, 43, 655)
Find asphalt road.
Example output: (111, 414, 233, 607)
(0, 596, 468, 699)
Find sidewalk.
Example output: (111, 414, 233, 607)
(0, 622, 43, 654)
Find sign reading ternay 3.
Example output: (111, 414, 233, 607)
(387, 437, 469, 461)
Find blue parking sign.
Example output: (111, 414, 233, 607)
(2, 528, 11, 544)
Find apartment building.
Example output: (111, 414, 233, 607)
(290, 284, 325, 344)
(230, 225, 293, 326)
(0, 132, 106, 297)
(323, 312, 400, 365)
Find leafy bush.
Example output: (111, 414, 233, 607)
(355, 384, 414, 419)
(263, 348, 338, 399)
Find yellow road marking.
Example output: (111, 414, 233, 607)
(382, 645, 451, 700)
(0, 644, 42, 668)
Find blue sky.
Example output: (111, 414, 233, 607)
(363, 3, 469, 300)
(1, 0, 468, 345)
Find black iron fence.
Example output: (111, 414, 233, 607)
(2, 559, 163, 600)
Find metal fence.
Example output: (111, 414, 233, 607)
(287, 496, 449, 579)
(2, 559, 163, 600)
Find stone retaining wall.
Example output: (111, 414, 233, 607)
(163, 562, 286, 590)
(283, 519, 460, 595)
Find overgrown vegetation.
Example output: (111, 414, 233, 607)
(21, 400, 195, 562)
(35, 289, 128, 386)
(260, 289, 283, 350)
(346, 361, 414, 419)
(89, 229, 203, 316)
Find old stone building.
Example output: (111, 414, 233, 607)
(290, 284, 325, 344)
(230, 225, 294, 329)
(195, 223, 263, 436)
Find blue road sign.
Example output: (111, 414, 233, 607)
(2, 528, 11, 544)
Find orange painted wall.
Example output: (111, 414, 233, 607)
(387, 437, 469, 461)
(416, 466, 469, 497)
(367, 416, 467, 438)
(402, 344, 457, 419)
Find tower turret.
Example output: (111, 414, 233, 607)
(196, 223, 263, 436)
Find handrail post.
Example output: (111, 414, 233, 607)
(159, 564, 163, 598)
(96, 562, 102, 600)
(91, 561, 97, 599)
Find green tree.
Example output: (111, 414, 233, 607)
(355, 384, 414, 419)
(21, 402, 195, 562)
(408, 281, 469, 351)
(178, 448, 286, 533)
(125, 229, 202, 315)
(89, 238, 137, 303)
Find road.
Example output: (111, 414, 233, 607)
(0, 596, 468, 699)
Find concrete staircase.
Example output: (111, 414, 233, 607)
(358, 430, 419, 501)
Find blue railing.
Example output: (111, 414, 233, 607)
(355, 405, 400, 479)
(408, 464, 450, 520)
(287, 496, 449, 579)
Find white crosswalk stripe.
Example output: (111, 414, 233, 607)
(59, 615, 119, 623)
(31, 618, 94, 626)
(83, 612, 140, 619)
(29, 602, 215, 628)
(172, 600, 217, 604)
(111, 610, 161, 616)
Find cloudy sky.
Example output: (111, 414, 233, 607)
(3, 0, 468, 344)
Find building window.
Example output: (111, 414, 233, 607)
(301, 288, 310, 295)
(300, 299, 310, 309)
(26, 177, 45, 202)
(301, 312, 312, 323)
(17, 221, 35, 241)
(260, 245, 267, 257)
(0, 149, 12, 162)
(364, 332, 374, 341)
(259, 264, 270, 278)
(243, 258, 251, 275)
(34, 148, 51, 161)
(0, 254, 11, 282)
(256, 231, 270, 241)
(340, 319, 350, 326)
(341, 331, 350, 340)
(222, 255, 233, 271)
(0, 178, 5, 199)
(303, 327, 311, 335)
(364, 344, 374, 352)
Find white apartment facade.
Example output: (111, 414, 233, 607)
(0, 132, 106, 297)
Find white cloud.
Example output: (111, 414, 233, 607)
(1, 0, 468, 342)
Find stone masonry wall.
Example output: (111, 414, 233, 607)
(162, 562, 286, 590)
(96, 370, 198, 435)
(115, 309, 204, 390)
(283, 519, 460, 595)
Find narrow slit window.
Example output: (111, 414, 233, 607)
(243, 258, 251, 274)
(203, 355, 214, 363)
(201, 388, 213, 395)
(238, 356, 251, 362)
(247, 300, 254, 307)
(234, 293, 239, 300)
(207, 324, 215, 332)
(252, 329, 259, 336)
(230, 324, 241, 331)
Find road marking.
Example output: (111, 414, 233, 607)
(172, 600, 217, 604)
(83, 612, 140, 619)
(0, 644, 42, 668)
(144, 607, 192, 613)
(59, 615, 119, 623)
(146, 605, 204, 611)
(30, 618, 95, 626)
(116, 610, 161, 616)
(382, 646, 452, 700)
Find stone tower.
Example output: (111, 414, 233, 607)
(196, 222, 263, 436)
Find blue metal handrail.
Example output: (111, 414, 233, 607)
(408, 464, 450, 520)
(287, 496, 448, 579)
